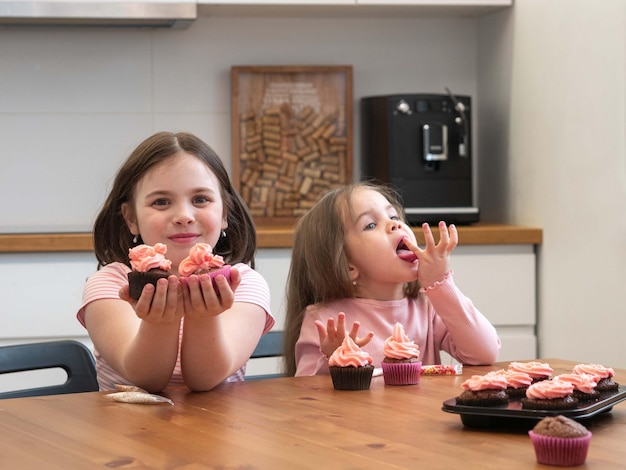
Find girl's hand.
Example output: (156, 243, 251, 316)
(119, 275, 183, 324)
(404, 221, 458, 289)
(314, 311, 374, 358)
(180, 267, 241, 320)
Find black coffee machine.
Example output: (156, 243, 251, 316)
(360, 91, 479, 225)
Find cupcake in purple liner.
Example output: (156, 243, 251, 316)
(381, 322, 421, 385)
(529, 415, 592, 466)
(328, 336, 374, 390)
(178, 243, 231, 293)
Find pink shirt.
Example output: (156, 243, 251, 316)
(295, 271, 500, 376)
(77, 262, 274, 390)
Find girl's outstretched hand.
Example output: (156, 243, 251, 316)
(404, 221, 458, 289)
(180, 267, 241, 320)
(314, 311, 374, 358)
(119, 275, 183, 324)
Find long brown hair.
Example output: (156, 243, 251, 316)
(92, 131, 257, 269)
(282, 181, 419, 376)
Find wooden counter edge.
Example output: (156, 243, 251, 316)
(0, 224, 542, 253)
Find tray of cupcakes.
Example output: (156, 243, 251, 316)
(442, 361, 626, 429)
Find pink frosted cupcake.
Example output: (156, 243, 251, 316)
(508, 361, 553, 383)
(127, 243, 173, 300)
(490, 369, 533, 398)
(554, 373, 600, 402)
(328, 336, 374, 391)
(572, 363, 619, 392)
(456, 373, 509, 406)
(521, 379, 578, 410)
(178, 243, 231, 291)
(381, 322, 422, 385)
(529, 415, 592, 466)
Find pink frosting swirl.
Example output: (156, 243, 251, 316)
(572, 363, 615, 379)
(554, 373, 598, 394)
(525, 379, 574, 399)
(382, 322, 420, 360)
(490, 369, 533, 389)
(128, 243, 172, 272)
(328, 336, 373, 368)
(508, 361, 553, 379)
(178, 243, 225, 277)
(461, 373, 508, 391)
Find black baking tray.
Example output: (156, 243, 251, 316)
(442, 385, 626, 430)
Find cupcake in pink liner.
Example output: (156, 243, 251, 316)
(456, 373, 509, 406)
(508, 361, 553, 383)
(554, 373, 600, 402)
(572, 363, 619, 392)
(521, 379, 578, 410)
(381, 322, 422, 385)
(328, 336, 375, 391)
(529, 415, 592, 466)
(489, 369, 533, 398)
(127, 243, 173, 300)
(178, 243, 231, 292)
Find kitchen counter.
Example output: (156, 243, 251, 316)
(0, 223, 542, 253)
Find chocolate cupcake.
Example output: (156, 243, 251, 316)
(554, 373, 600, 402)
(178, 243, 231, 293)
(328, 336, 374, 391)
(490, 369, 533, 398)
(521, 380, 579, 410)
(529, 415, 592, 466)
(572, 363, 619, 392)
(127, 243, 172, 300)
(508, 361, 553, 383)
(456, 373, 509, 406)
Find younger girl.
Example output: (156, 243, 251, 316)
(77, 131, 274, 392)
(283, 182, 500, 376)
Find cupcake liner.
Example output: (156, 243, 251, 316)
(207, 265, 232, 289)
(381, 361, 422, 385)
(528, 430, 592, 466)
(329, 365, 374, 390)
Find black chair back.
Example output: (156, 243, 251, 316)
(0, 340, 99, 399)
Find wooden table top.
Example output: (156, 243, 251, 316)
(1, 359, 623, 469)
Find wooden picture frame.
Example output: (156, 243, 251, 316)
(231, 65, 353, 226)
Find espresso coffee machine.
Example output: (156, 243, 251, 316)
(360, 91, 479, 225)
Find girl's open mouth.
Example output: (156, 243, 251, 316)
(396, 239, 417, 262)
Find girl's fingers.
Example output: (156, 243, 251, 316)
(438, 221, 450, 244)
(422, 222, 435, 248)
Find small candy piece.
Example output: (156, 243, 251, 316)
(420, 364, 463, 375)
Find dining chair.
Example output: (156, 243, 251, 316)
(0, 339, 99, 399)
(247, 330, 284, 380)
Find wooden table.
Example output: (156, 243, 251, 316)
(1, 359, 624, 469)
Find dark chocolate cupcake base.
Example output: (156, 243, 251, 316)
(456, 389, 509, 406)
(128, 269, 171, 300)
(521, 395, 579, 410)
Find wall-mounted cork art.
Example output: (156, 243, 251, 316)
(231, 65, 353, 225)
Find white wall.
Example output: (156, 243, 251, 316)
(2, 1, 626, 370)
(478, 0, 626, 367)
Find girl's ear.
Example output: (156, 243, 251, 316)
(121, 203, 139, 236)
(348, 264, 359, 284)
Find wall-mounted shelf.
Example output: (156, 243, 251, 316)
(197, 1, 513, 19)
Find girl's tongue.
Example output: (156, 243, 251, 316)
(397, 241, 417, 262)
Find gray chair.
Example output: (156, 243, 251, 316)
(0, 340, 99, 399)
(248, 331, 284, 380)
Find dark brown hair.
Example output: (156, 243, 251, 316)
(92, 131, 257, 269)
(282, 181, 419, 376)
